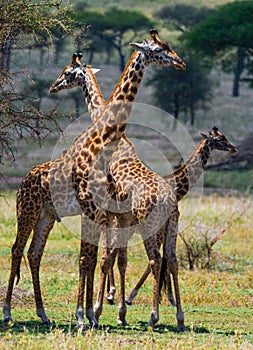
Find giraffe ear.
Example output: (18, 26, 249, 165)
(200, 132, 208, 139)
(129, 42, 149, 52)
(91, 68, 100, 75)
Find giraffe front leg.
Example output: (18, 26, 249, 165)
(27, 213, 55, 325)
(125, 263, 151, 305)
(142, 234, 162, 330)
(106, 268, 116, 305)
(166, 210, 185, 331)
(94, 246, 118, 321)
(76, 251, 87, 331)
(85, 243, 99, 329)
(117, 247, 128, 326)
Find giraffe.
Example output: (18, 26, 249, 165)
(91, 126, 237, 329)
(50, 29, 186, 331)
(124, 126, 237, 305)
(3, 30, 186, 330)
(50, 35, 188, 330)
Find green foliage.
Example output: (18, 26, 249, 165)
(182, 1, 253, 96)
(183, 1, 253, 55)
(72, 7, 154, 70)
(0, 0, 84, 163)
(156, 4, 214, 32)
(75, 7, 154, 34)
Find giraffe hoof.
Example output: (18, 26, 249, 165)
(89, 319, 99, 329)
(117, 318, 127, 326)
(125, 299, 132, 306)
(41, 319, 51, 326)
(106, 296, 115, 305)
(3, 316, 13, 323)
(76, 321, 87, 331)
(177, 321, 185, 332)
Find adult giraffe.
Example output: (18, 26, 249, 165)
(3, 30, 186, 330)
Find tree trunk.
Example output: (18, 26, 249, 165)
(190, 103, 195, 125)
(172, 92, 180, 130)
(232, 47, 246, 97)
(119, 50, 125, 72)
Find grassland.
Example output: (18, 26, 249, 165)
(0, 190, 252, 349)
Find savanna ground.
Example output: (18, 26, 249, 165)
(0, 190, 252, 349)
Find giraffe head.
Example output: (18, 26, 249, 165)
(49, 53, 100, 94)
(129, 29, 186, 70)
(201, 126, 237, 154)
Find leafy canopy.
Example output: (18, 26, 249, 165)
(183, 1, 253, 55)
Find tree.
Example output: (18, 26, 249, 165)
(182, 1, 253, 96)
(146, 51, 212, 129)
(73, 8, 154, 71)
(155, 4, 214, 33)
(0, 0, 85, 163)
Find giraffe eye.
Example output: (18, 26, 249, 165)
(154, 47, 162, 53)
(65, 70, 71, 76)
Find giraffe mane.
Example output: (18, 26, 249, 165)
(107, 51, 139, 105)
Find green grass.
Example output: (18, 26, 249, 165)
(204, 169, 253, 193)
(0, 191, 252, 349)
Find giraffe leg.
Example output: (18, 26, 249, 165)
(85, 242, 99, 328)
(117, 246, 128, 325)
(142, 234, 162, 330)
(126, 228, 164, 306)
(76, 216, 101, 330)
(106, 216, 119, 305)
(94, 245, 118, 322)
(76, 239, 87, 330)
(125, 263, 151, 305)
(166, 270, 176, 306)
(3, 212, 39, 322)
(27, 211, 55, 324)
(76, 239, 99, 330)
(166, 210, 185, 331)
(106, 268, 116, 305)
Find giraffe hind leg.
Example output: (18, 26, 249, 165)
(3, 213, 39, 322)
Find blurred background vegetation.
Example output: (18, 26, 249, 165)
(0, 0, 252, 193)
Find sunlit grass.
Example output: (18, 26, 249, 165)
(0, 191, 252, 348)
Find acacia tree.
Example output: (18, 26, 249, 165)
(0, 0, 84, 163)
(155, 4, 214, 33)
(182, 1, 253, 97)
(73, 8, 154, 71)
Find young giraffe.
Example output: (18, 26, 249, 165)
(50, 30, 186, 331)
(3, 30, 186, 330)
(123, 126, 237, 305)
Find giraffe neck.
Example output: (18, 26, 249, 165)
(165, 138, 212, 201)
(83, 66, 105, 122)
(83, 50, 147, 150)
(95, 51, 146, 129)
(67, 51, 147, 160)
